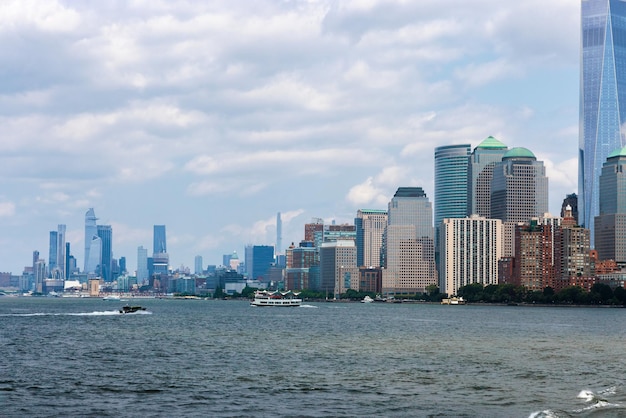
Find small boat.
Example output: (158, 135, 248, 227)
(119, 305, 146, 314)
(361, 295, 374, 303)
(250, 290, 302, 307)
(441, 297, 466, 305)
(103, 295, 121, 301)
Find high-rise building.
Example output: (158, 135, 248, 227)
(194, 255, 203, 275)
(560, 193, 579, 224)
(382, 187, 436, 296)
(595, 146, 626, 262)
(580, 0, 626, 244)
(84, 208, 98, 273)
(468, 136, 508, 217)
(355, 209, 387, 268)
(57, 224, 66, 280)
(514, 220, 555, 291)
(246, 245, 275, 281)
(137, 246, 149, 283)
(439, 215, 502, 297)
(491, 147, 549, 223)
(319, 240, 358, 298)
(48, 230, 58, 274)
(97, 225, 112, 282)
(285, 241, 316, 290)
(434, 144, 471, 227)
(276, 212, 282, 256)
(554, 205, 592, 290)
(153, 225, 167, 254)
(304, 218, 324, 242)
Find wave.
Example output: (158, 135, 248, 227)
(529, 386, 624, 418)
(299, 304, 318, 309)
(1, 310, 152, 317)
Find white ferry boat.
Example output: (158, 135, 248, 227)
(441, 296, 466, 305)
(250, 290, 302, 307)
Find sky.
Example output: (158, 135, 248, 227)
(0, 0, 580, 274)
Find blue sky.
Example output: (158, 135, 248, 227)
(0, 0, 579, 274)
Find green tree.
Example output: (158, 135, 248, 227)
(457, 283, 484, 302)
(613, 286, 626, 304)
(590, 283, 613, 304)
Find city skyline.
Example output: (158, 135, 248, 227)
(0, 1, 580, 273)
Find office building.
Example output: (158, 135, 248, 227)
(57, 224, 66, 280)
(491, 147, 549, 223)
(355, 209, 387, 268)
(554, 205, 592, 290)
(97, 225, 112, 282)
(84, 208, 98, 273)
(153, 225, 167, 254)
(319, 240, 358, 297)
(439, 215, 502, 297)
(246, 245, 274, 281)
(137, 246, 148, 283)
(595, 146, 626, 262)
(48, 231, 58, 274)
(580, 0, 626, 243)
(285, 241, 316, 290)
(276, 212, 282, 256)
(468, 136, 508, 217)
(434, 144, 471, 226)
(194, 255, 203, 275)
(514, 220, 555, 291)
(382, 187, 436, 296)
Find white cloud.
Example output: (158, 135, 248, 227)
(0, 202, 16, 217)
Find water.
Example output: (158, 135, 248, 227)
(1, 297, 625, 417)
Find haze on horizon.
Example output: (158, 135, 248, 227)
(0, 0, 579, 273)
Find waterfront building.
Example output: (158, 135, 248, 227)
(319, 240, 358, 298)
(56, 224, 66, 280)
(355, 209, 387, 268)
(285, 241, 316, 290)
(595, 146, 626, 262)
(382, 187, 436, 296)
(554, 206, 592, 291)
(246, 245, 274, 281)
(358, 267, 382, 294)
(152, 225, 169, 278)
(491, 147, 549, 223)
(580, 0, 626, 244)
(434, 144, 471, 226)
(97, 225, 112, 282)
(513, 220, 555, 291)
(468, 136, 508, 218)
(438, 215, 502, 297)
(84, 208, 98, 273)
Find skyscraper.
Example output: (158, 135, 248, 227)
(57, 224, 66, 280)
(580, 0, 626, 243)
(468, 136, 508, 217)
(382, 187, 436, 296)
(194, 255, 203, 275)
(84, 208, 98, 273)
(319, 240, 357, 298)
(137, 246, 149, 284)
(48, 230, 58, 274)
(153, 225, 167, 254)
(355, 209, 387, 268)
(595, 146, 626, 261)
(276, 212, 282, 256)
(491, 147, 549, 223)
(434, 144, 471, 226)
(97, 225, 112, 282)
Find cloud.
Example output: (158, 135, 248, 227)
(0, 202, 16, 217)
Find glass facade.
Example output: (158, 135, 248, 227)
(434, 144, 471, 227)
(580, 0, 626, 244)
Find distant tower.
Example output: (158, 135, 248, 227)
(560, 193, 579, 224)
(57, 224, 66, 280)
(137, 246, 148, 284)
(468, 136, 508, 217)
(382, 187, 436, 296)
(84, 208, 98, 273)
(595, 146, 626, 262)
(153, 225, 167, 254)
(276, 212, 282, 256)
(194, 255, 203, 275)
(65, 242, 71, 279)
(97, 225, 112, 282)
(48, 230, 58, 274)
(580, 0, 626, 244)
(434, 144, 471, 227)
(320, 240, 357, 298)
(355, 209, 387, 268)
(491, 147, 549, 222)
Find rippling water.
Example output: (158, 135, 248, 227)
(1, 297, 625, 417)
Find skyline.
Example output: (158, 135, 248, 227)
(1, 1, 580, 273)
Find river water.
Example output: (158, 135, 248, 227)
(1, 297, 625, 417)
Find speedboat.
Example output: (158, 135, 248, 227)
(361, 295, 374, 303)
(119, 305, 146, 314)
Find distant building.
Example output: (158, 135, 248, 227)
(382, 187, 436, 296)
(468, 136, 508, 218)
(358, 267, 382, 294)
(304, 218, 324, 242)
(514, 220, 555, 291)
(285, 241, 316, 290)
(560, 193, 578, 224)
(554, 205, 592, 291)
(97, 225, 112, 282)
(194, 255, 203, 275)
(434, 144, 471, 227)
(48, 230, 58, 275)
(246, 245, 274, 281)
(355, 209, 387, 268)
(84, 208, 98, 273)
(319, 240, 357, 298)
(137, 246, 148, 284)
(491, 147, 549, 223)
(439, 215, 502, 297)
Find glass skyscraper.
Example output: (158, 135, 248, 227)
(580, 0, 626, 244)
(434, 144, 471, 227)
(153, 225, 167, 254)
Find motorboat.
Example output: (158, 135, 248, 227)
(361, 295, 374, 303)
(119, 305, 146, 314)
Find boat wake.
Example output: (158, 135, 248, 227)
(299, 304, 318, 309)
(529, 386, 623, 417)
(1, 310, 151, 317)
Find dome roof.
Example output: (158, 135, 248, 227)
(502, 147, 536, 160)
(476, 135, 507, 149)
(607, 145, 626, 159)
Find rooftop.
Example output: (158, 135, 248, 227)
(502, 147, 536, 160)
(476, 135, 507, 150)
